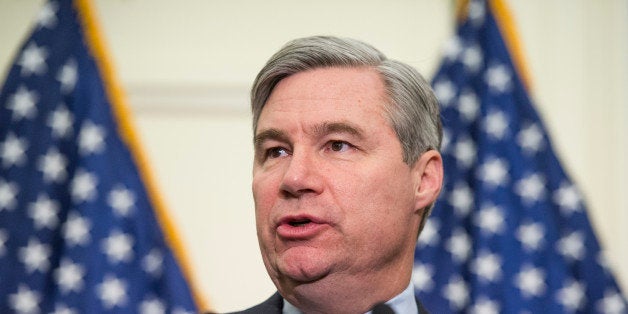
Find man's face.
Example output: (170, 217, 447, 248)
(252, 67, 424, 290)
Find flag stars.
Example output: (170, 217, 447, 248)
(142, 249, 164, 277)
(462, 45, 483, 73)
(485, 64, 512, 93)
(556, 279, 586, 311)
(79, 121, 106, 155)
(434, 80, 457, 107)
(468, 0, 486, 25)
(477, 157, 509, 188)
(483, 110, 509, 139)
(553, 183, 582, 216)
(412, 263, 435, 292)
(19, 238, 51, 273)
(515, 173, 546, 204)
(8, 86, 38, 121)
(448, 182, 474, 217)
(443, 276, 469, 310)
(442, 36, 463, 61)
(70, 169, 98, 203)
(516, 222, 545, 251)
(557, 231, 585, 261)
(471, 251, 502, 282)
(62, 212, 91, 247)
(418, 218, 439, 247)
(102, 230, 134, 264)
(596, 290, 626, 314)
(50, 304, 77, 314)
(1, 133, 28, 168)
(57, 59, 78, 94)
(514, 265, 546, 298)
(28, 194, 60, 230)
(36, 1, 58, 29)
(107, 186, 136, 217)
(48, 106, 74, 139)
(518, 123, 545, 154)
(454, 136, 476, 169)
(458, 90, 480, 121)
(446, 228, 472, 262)
(0, 180, 19, 211)
(97, 275, 128, 309)
(140, 297, 166, 314)
(474, 203, 505, 234)
(470, 298, 499, 314)
(54, 258, 85, 294)
(17, 42, 48, 76)
(9, 285, 41, 314)
(38, 148, 68, 183)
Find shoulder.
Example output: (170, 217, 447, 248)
(222, 292, 283, 314)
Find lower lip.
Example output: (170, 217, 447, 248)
(276, 223, 327, 239)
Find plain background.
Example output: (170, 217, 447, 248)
(1, 1, 627, 312)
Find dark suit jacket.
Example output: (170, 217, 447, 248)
(226, 292, 430, 314)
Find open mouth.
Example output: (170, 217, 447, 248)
(289, 218, 312, 227)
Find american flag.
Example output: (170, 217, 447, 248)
(413, 0, 628, 313)
(0, 0, 200, 313)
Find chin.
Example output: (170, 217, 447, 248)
(276, 248, 331, 283)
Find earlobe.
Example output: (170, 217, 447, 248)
(413, 150, 444, 212)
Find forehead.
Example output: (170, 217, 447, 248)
(257, 67, 391, 132)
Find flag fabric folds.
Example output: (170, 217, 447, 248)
(414, 0, 627, 313)
(0, 0, 200, 313)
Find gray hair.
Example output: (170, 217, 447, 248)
(251, 36, 442, 165)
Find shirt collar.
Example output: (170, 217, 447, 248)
(282, 282, 417, 314)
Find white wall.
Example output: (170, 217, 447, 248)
(1, 1, 626, 312)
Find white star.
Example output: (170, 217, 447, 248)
(0, 180, 19, 211)
(54, 258, 85, 294)
(412, 263, 434, 292)
(50, 304, 77, 314)
(556, 279, 586, 311)
(102, 230, 134, 264)
(70, 169, 98, 203)
(468, 1, 486, 26)
(446, 228, 471, 262)
(140, 297, 166, 314)
(454, 136, 476, 169)
(8, 86, 38, 121)
(557, 231, 585, 261)
(470, 297, 499, 314)
(79, 121, 106, 155)
(553, 182, 582, 216)
(38, 148, 68, 183)
(36, 1, 58, 29)
(142, 249, 164, 277)
(57, 59, 78, 94)
(107, 186, 135, 217)
(442, 36, 462, 61)
(477, 157, 509, 188)
(28, 194, 59, 230)
(62, 212, 91, 247)
(474, 203, 505, 234)
(448, 182, 474, 217)
(97, 275, 128, 309)
(0, 229, 7, 256)
(443, 276, 469, 310)
(9, 285, 41, 314)
(514, 265, 546, 298)
(418, 218, 439, 247)
(17, 42, 48, 76)
(458, 89, 480, 122)
(485, 64, 512, 93)
(19, 238, 51, 273)
(517, 123, 545, 154)
(441, 129, 451, 152)
(434, 80, 456, 107)
(483, 110, 509, 139)
(471, 251, 502, 282)
(515, 173, 546, 204)
(48, 105, 74, 139)
(462, 45, 483, 73)
(516, 222, 545, 251)
(596, 290, 626, 314)
(1, 133, 28, 168)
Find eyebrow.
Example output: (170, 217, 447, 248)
(254, 121, 366, 152)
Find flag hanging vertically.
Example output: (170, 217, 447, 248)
(414, 0, 627, 313)
(0, 0, 204, 313)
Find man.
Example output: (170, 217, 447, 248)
(238, 36, 443, 314)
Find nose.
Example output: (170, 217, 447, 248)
(280, 150, 324, 198)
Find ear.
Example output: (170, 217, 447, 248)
(412, 150, 444, 213)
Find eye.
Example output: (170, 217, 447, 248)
(328, 141, 352, 152)
(266, 147, 290, 159)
